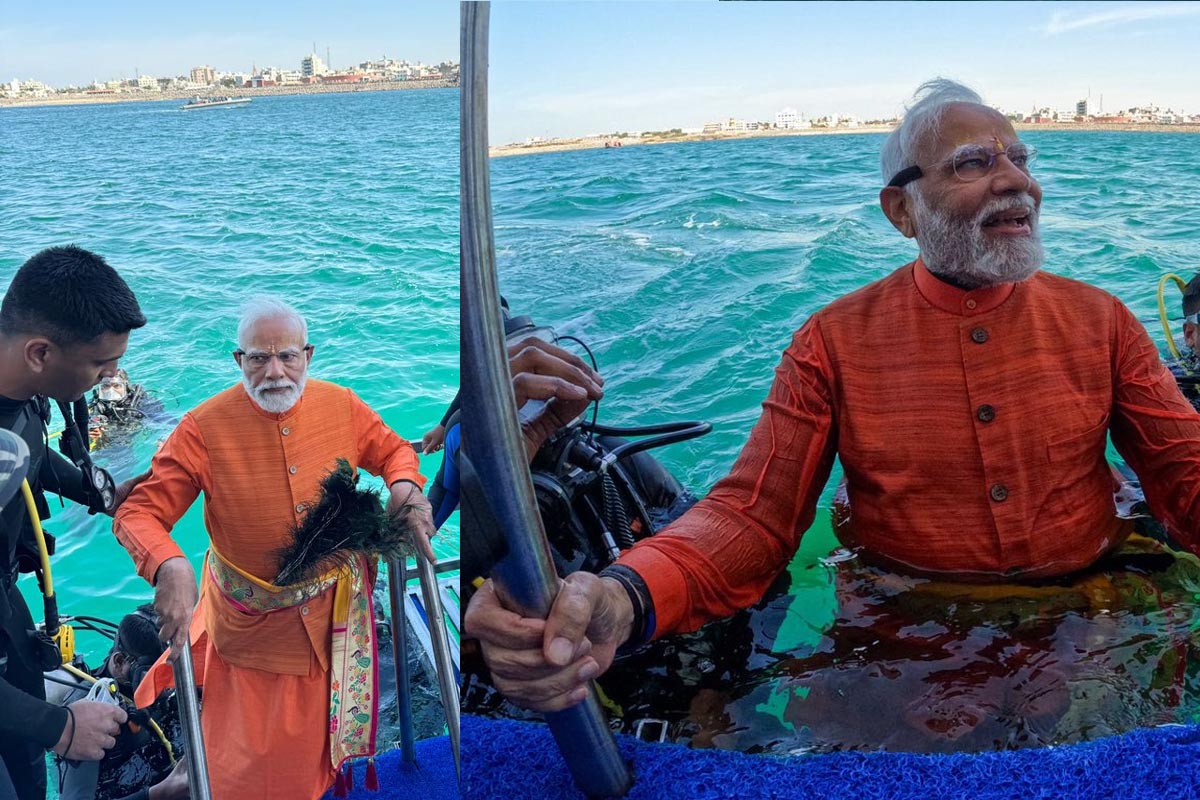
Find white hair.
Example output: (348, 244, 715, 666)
(880, 78, 985, 186)
(236, 295, 308, 350)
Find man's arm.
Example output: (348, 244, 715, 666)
(614, 316, 840, 638)
(0, 651, 69, 748)
(0, 643, 127, 760)
(466, 316, 840, 710)
(37, 448, 91, 508)
(1108, 298, 1200, 551)
(348, 390, 437, 561)
(113, 414, 208, 650)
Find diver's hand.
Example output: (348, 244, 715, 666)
(388, 480, 437, 563)
(153, 557, 198, 657)
(420, 424, 446, 454)
(54, 701, 128, 761)
(464, 572, 633, 712)
(149, 756, 189, 800)
(507, 337, 604, 460)
(111, 468, 152, 514)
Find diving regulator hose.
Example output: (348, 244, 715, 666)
(1157, 273, 1188, 361)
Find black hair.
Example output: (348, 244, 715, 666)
(0, 245, 146, 346)
(114, 603, 165, 662)
(1184, 274, 1200, 319)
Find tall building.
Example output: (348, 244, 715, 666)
(1076, 99, 1088, 118)
(190, 65, 216, 85)
(301, 53, 327, 78)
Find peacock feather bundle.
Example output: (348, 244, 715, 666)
(274, 458, 416, 586)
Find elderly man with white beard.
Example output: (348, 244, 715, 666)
(464, 77, 1200, 714)
(113, 296, 436, 799)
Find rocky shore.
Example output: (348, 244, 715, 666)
(0, 78, 457, 109)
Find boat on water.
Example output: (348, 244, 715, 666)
(179, 95, 251, 111)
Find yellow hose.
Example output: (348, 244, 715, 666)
(1158, 273, 1188, 361)
(22, 482, 174, 764)
(60, 662, 176, 766)
(19, 480, 52, 599)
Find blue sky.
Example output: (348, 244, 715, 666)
(0, 0, 458, 87)
(488, 0, 1200, 143)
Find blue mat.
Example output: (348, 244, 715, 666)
(462, 714, 1200, 799)
(322, 735, 458, 800)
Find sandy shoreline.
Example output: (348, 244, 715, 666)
(490, 122, 1200, 159)
(0, 79, 457, 110)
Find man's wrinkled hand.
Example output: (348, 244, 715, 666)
(463, 573, 634, 712)
(110, 468, 152, 515)
(389, 481, 437, 563)
(54, 700, 128, 761)
(153, 557, 198, 657)
(507, 337, 604, 459)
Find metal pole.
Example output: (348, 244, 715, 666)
(416, 553, 460, 778)
(172, 643, 213, 800)
(387, 557, 417, 763)
(459, 3, 633, 796)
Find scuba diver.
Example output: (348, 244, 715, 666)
(1164, 273, 1200, 411)
(1, 246, 148, 800)
(86, 370, 169, 450)
(46, 606, 187, 800)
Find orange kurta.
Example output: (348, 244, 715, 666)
(618, 259, 1200, 637)
(114, 379, 423, 800)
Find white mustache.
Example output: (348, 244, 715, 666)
(255, 379, 297, 394)
(974, 195, 1038, 228)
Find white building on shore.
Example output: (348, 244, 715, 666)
(775, 107, 813, 129)
(301, 53, 327, 78)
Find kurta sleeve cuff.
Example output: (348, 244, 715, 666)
(614, 545, 691, 640)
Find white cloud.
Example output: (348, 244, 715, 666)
(1042, 3, 1200, 36)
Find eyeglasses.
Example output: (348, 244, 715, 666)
(233, 345, 313, 369)
(887, 142, 1038, 188)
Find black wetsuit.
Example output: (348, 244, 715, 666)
(427, 392, 462, 529)
(0, 395, 89, 800)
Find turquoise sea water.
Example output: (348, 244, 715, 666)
(479, 131, 1200, 752)
(1, 89, 459, 758)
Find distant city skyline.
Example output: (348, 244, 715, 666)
(0, 0, 457, 88)
(488, 1, 1200, 144)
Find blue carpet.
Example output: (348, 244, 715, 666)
(462, 715, 1200, 800)
(322, 735, 458, 800)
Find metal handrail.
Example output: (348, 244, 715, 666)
(459, 3, 633, 796)
(171, 643, 212, 800)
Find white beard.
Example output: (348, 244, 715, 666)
(244, 373, 307, 414)
(912, 190, 1045, 289)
